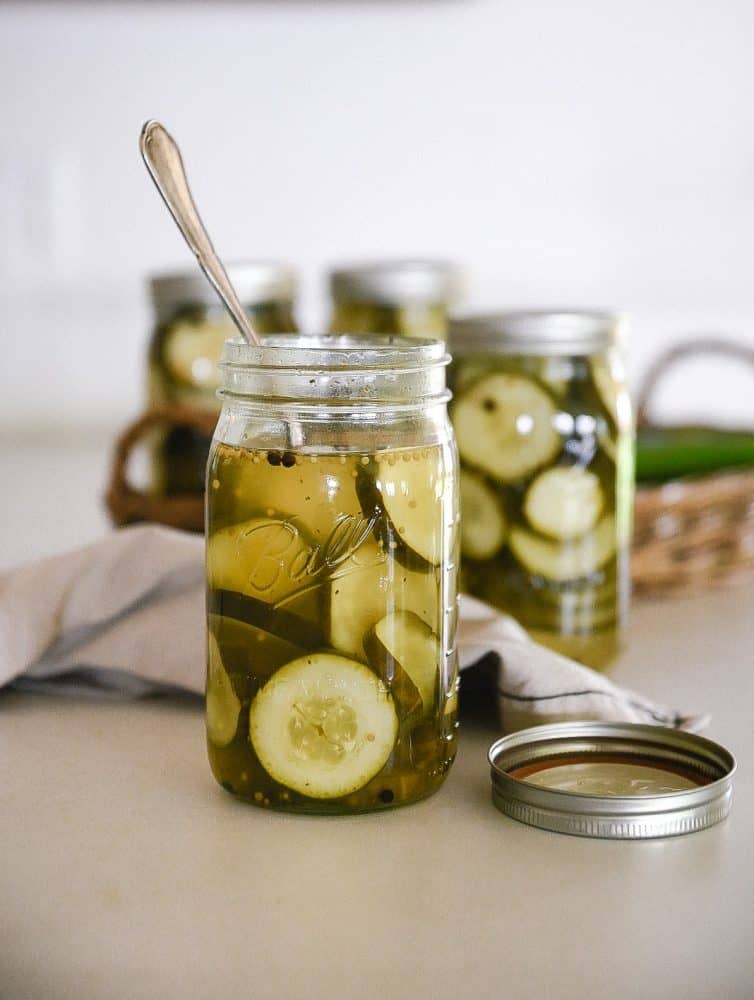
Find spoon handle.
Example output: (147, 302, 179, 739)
(139, 120, 258, 346)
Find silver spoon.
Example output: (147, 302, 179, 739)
(139, 120, 259, 346)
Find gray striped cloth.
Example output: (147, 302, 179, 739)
(0, 525, 706, 734)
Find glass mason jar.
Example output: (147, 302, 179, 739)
(147, 262, 297, 495)
(448, 312, 634, 670)
(206, 335, 460, 814)
(328, 260, 460, 340)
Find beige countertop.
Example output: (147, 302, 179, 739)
(1, 439, 753, 999)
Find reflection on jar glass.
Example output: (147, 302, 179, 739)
(147, 262, 298, 495)
(328, 260, 460, 340)
(206, 335, 459, 814)
(448, 312, 634, 670)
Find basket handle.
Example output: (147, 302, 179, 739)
(105, 404, 219, 532)
(636, 337, 754, 428)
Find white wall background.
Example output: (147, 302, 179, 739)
(1, 0, 753, 436)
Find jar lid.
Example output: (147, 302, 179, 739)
(488, 722, 735, 839)
(150, 261, 297, 321)
(450, 310, 625, 356)
(329, 260, 461, 306)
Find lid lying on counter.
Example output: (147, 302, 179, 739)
(488, 721, 735, 839)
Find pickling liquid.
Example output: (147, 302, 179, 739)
(206, 441, 459, 813)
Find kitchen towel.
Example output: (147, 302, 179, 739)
(0, 525, 706, 733)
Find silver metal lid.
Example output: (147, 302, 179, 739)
(489, 722, 735, 839)
(450, 310, 625, 356)
(150, 261, 297, 322)
(329, 260, 461, 306)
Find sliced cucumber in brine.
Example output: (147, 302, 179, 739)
(451, 373, 561, 483)
(459, 470, 507, 559)
(365, 611, 439, 720)
(326, 540, 439, 660)
(249, 653, 398, 799)
(523, 466, 604, 541)
(162, 318, 234, 388)
(590, 355, 621, 424)
(208, 518, 314, 607)
(206, 632, 242, 747)
(357, 450, 447, 567)
(509, 515, 616, 582)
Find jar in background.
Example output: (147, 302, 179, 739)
(448, 312, 633, 670)
(328, 260, 460, 340)
(147, 262, 297, 495)
(206, 335, 459, 813)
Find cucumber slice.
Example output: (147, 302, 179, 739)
(452, 373, 560, 483)
(365, 611, 439, 720)
(509, 515, 617, 582)
(590, 355, 620, 423)
(208, 613, 306, 696)
(459, 470, 506, 559)
(208, 518, 315, 609)
(523, 466, 604, 541)
(451, 359, 492, 395)
(206, 632, 241, 747)
(231, 454, 365, 546)
(163, 318, 234, 388)
(358, 450, 446, 567)
(327, 540, 439, 660)
(249, 653, 398, 799)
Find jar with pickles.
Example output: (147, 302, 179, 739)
(328, 260, 460, 340)
(206, 335, 459, 813)
(147, 262, 297, 495)
(448, 312, 633, 669)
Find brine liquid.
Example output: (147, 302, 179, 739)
(206, 441, 458, 814)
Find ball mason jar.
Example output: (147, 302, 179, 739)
(206, 335, 460, 814)
(448, 312, 634, 670)
(328, 260, 460, 340)
(147, 262, 297, 495)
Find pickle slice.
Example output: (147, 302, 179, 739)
(365, 611, 439, 720)
(231, 455, 365, 546)
(509, 515, 617, 582)
(358, 451, 446, 567)
(162, 318, 234, 388)
(207, 518, 319, 612)
(590, 355, 620, 424)
(206, 632, 242, 747)
(249, 653, 398, 799)
(523, 466, 604, 541)
(459, 470, 507, 559)
(326, 540, 439, 660)
(452, 373, 561, 483)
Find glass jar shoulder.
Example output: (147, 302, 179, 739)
(329, 300, 448, 339)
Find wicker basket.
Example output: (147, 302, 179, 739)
(632, 338, 754, 596)
(105, 405, 215, 533)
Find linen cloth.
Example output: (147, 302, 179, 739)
(0, 525, 706, 733)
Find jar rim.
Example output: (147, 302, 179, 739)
(221, 334, 450, 371)
(219, 335, 451, 406)
(449, 310, 626, 356)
